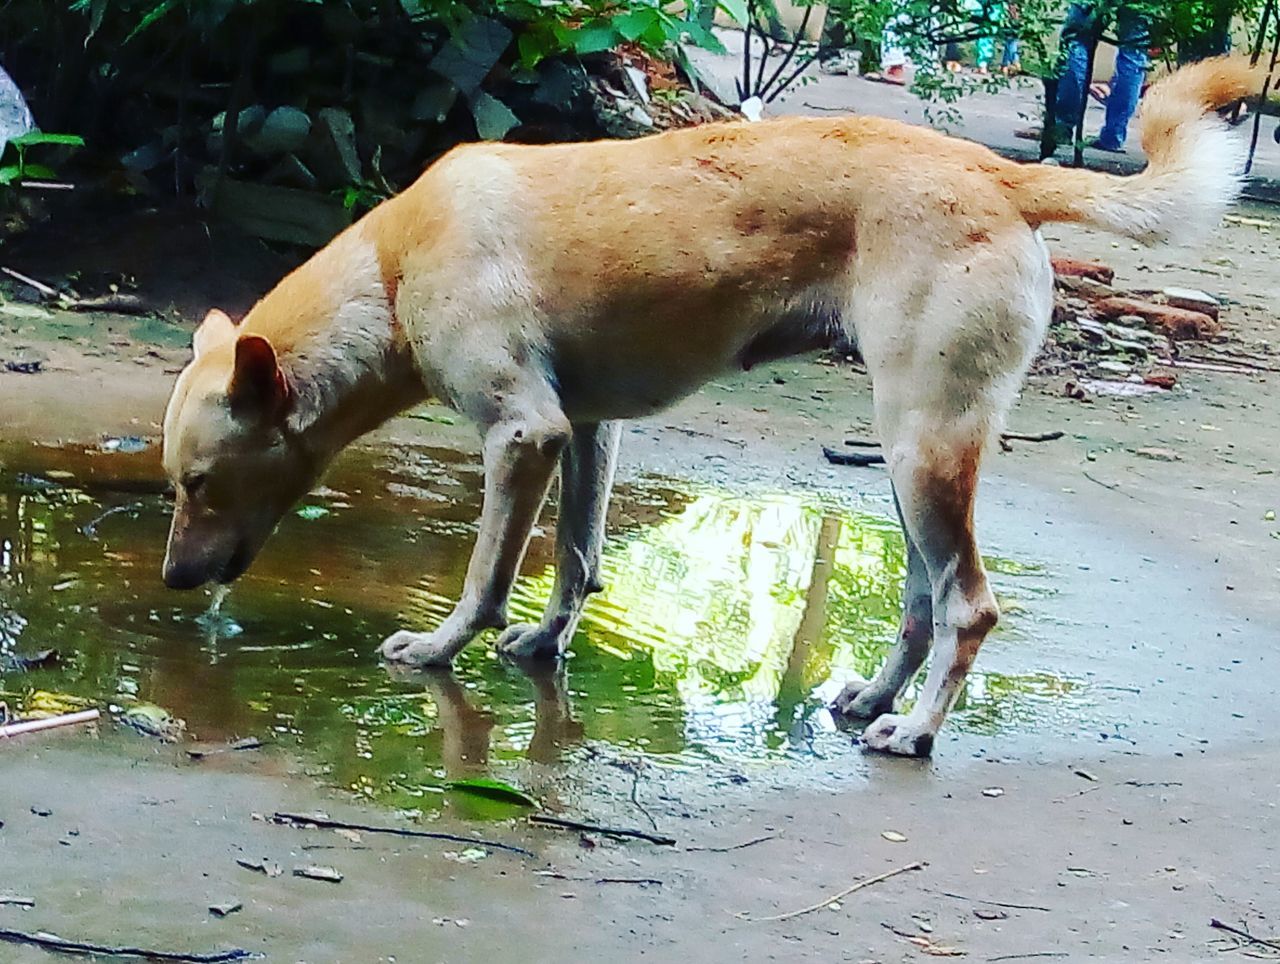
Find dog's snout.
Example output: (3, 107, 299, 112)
(163, 557, 210, 591)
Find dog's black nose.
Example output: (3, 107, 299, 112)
(162, 560, 208, 591)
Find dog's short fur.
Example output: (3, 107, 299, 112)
(163, 58, 1254, 756)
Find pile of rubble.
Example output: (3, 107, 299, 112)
(1040, 256, 1226, 398)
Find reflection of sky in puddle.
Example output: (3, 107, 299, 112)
(0, 443, 1084, 815)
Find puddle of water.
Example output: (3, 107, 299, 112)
(0, 441, 1082, 815)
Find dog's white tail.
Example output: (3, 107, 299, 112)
(1011, 57, 1257, 243)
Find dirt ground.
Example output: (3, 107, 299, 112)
(1, 206, 1279, 962)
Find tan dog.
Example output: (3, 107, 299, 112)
(163, 58, 1253, 756)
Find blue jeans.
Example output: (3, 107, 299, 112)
(1055, 3, 1149, 149)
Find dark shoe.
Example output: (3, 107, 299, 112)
(1088, 138, 1125, 153)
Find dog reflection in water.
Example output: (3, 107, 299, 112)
(386, 662, 586, 775)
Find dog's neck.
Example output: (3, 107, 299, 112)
(241, 227, 428, 463)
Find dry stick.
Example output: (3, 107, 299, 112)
(1081, 471, 1144, 503)
(0, 929, 254, 963)
(934, 890, 1052, 913)
(527, 814, 676, 846)
(1209, 918, 1280, 952)
(1002, 431, 1066, 444)
(535, 871, 662, 886)
(1052, 784, 1102, 804)
(0, 895, 35, 908)
(0, 708, 100, 739)
(1158, 356, 1272, 376)
(686, 833, 778, 853)
(0, 265, 60, 299)
(271, 811, 534, 858)
(736, 860, 926, 922)
(987, 954, 1069, 962)
(823, 447, 885, 467)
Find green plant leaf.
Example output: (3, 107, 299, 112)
(296, 505, 331, 521)
(569, 22, 621, 54)
(18, 164, 59, 181)
(469, 91, 520, 140)
(447, 778, 539, 807)
(716, 0, 748, 26)
(613, 7, 660, 42)
(10, 132, 85, 148)
(123, 0, 180, 44)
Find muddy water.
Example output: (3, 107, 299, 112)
(0, 440, 1079, 814)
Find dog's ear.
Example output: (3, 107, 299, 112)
(229, 334, 289, 418)
(193, 308, 237, 358)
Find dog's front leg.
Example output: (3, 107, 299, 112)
(379, 414, 569, 667)
(496, 421, 621, 661)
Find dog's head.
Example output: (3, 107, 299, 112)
(161, 309, 318, 590)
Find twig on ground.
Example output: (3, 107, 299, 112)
(528, 814, 676, 846)
(0, 929, 254, 962)
(1082, 471, 1144, 502)
(1157, 356, 1268, 376)
(1174, 351, 1280, 374)
(1003, 431, 1066, 443)
(65, 293, 150, 315)
(0, 894, 35, 908)
(933, 890, 1052, 913)
(186, 737, 264, 760)
(1210, 918, 1280, 952)
(0, 266, 150, 315)
(831, 430, 1062, 463)
(1052, 784, 1102, 803)
(534, 871, 662, 886)
(1000, 430, 1066, 452)
(0, 709, 100, 739)
(1, 266, 60, 298)
(823, 446, 885, 467)
(624, 762, 659, 832)
(271, 811, 534, 857)
(686, 833, 778, 853)
(987, 954, 1069, 962)
(735, 861, 926, 922)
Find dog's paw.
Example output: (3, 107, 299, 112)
(830, 680, 896, 720)
(860, 713, 936, 757)
(378, 630, 456, 667)
(496, 622, 566, 661)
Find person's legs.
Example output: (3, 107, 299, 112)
(1049, 36, 1090, 138)
(1001, 37, 1020, 69)
(1096, 6, 1148, 149)
(976, 36, 995, 71)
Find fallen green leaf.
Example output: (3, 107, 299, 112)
(296, 505, 330, 520)
(447, 778, 539, 808)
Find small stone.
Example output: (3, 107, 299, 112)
(293, 864, 344, 883)
(1136, 447, 1181, 462)
(1161, 286, 1220, 320)
(209, 900, 243, 918)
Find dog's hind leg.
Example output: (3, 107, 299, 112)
(497, 421, 622, 660)
(850, 234, 1050, 756)
(858, 425, 999, 756)
(830, 485, 933, 720)
(379, 400, 571, 668)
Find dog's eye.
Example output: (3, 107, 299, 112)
(183, 473, 207, 496)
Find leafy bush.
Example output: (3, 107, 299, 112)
(0, 0, 743, 205)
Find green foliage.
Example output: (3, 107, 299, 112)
(0, 131, 85, 187)
(0, 0, 747, 208)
